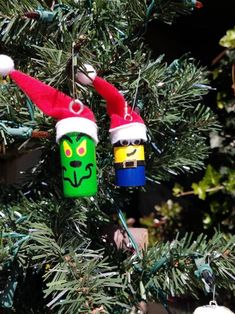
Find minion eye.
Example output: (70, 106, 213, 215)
(76, 139, 87, 156)
(63, 141, 72, 158)
(120, 139, 130, 146)
(131, 139, 141, 145)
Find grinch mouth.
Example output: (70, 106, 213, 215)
(127, 149, 137, 157)
(62, 163, 93, 187)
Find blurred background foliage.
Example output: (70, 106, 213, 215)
(139, 25, 235, 245)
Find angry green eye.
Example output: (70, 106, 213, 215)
(63, 141, 72, 158)
(76, 139, 87, 157)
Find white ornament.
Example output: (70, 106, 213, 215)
(0, 54, 14, 76)
(193, 301, 234, 314)
(75, 63, 96, 85)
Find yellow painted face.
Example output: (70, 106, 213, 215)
(114, 140, 145, 163)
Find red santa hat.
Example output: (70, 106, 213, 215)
(0, 55, 98, 144)
(76, 64, 147, 144)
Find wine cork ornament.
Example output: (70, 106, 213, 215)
(0, 55, 98, 198)
(76, 64, 147, 187)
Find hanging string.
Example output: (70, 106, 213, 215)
(71, 42, 78, 100)
(131, 69, 141, 114)
(25, 97, 35, 122)
(146, 0, 155, 21)
(212, 283, 216, 303)
(106, 190, 140, 258)
(116, 206, 140, 257)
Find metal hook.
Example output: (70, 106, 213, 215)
(69, 99, 84, 115)
(209, 300, 218, 307)
(124, 101, 133, 121)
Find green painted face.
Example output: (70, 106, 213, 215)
(59, 132, 97, 197)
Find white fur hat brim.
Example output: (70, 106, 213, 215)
(109, 122, 147, 144)
(56, 117, 98, 144)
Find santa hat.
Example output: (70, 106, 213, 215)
(76, 64, 147, 144)
(0, 55, 98, 144)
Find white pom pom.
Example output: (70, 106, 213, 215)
(0, 55, 14, 76)
(75, 64, 96, 85)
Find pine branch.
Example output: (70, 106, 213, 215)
(138, 232, 235, 300)
(20, 223, 125, 313)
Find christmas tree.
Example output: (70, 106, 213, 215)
(0, 1, 234, 313)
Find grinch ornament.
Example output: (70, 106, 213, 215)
(76, 65, 147, 187)
(193, 301, 234, 314)
(0, 55, 98, 198)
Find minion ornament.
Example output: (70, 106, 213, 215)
(0, 55, 98, 198)
(76, 65, 147, 187)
